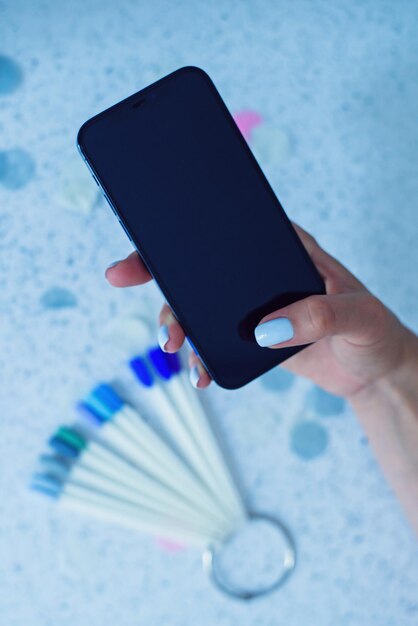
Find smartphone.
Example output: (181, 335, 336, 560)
(77, 66, 325, 389)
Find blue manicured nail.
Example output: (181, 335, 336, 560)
(107, 260, 122, 269)
(157, 325, 170, 351)
(254, 318, 294, 347)
(189, 365, 200, 388)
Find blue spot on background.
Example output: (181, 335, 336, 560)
(0, 149, 35, 189)
(0, 55, 22, 94)
(307, 385, 345, 416)
(290, 421, 328, 460)
(260, 366, 294, 392)
(41, 287, 77, 309)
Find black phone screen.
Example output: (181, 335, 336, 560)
(78, 66, 325, 389)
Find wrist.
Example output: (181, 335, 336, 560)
(347, 326, 418, 535)
(349, 326, 418, 411)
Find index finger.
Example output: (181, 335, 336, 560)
(105, 251, 152, 287)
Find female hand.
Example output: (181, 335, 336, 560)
(105, 223, 412, 398)
(106, 225, 418, 532)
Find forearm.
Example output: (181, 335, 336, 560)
(349, 330, 418, 535)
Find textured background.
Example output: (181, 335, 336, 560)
(1, 1, 418, 624)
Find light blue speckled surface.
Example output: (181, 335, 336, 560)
(1, 1, 418, 624)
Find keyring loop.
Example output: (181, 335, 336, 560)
(202, 511, 297, 601)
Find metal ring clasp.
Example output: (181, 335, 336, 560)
(202, 511, 297, 600)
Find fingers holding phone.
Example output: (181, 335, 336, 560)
(157, 304, 186, 353)
(105, 251, 151, 287)
(105, 254, 212, 386)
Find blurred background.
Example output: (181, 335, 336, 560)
(1, 1, 418, 624)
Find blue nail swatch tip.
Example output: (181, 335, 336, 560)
(30, 481, 60, 498)
(77, 401, 105, 425)
(164, 351, 181, 374)
(30, 480, 61, 498)
(84, 394, 114, 421)
(148, 346, 172, 380)
(48, 436, 79, 459)
(92, 384, 123, 410)
(31, 474, 62, 497)
(84, 384, 123, 421)
(38, 456, 70, 480)
(40, 453, 72, 469)
(129, 356, 154, 387)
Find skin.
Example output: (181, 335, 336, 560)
(106, 223, 418, 533)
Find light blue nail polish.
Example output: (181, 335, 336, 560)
(107, 260, 121, 269)
(157, 325, 170, 351)
(254, 318, 294, 347)
(189, 365, 200, 388)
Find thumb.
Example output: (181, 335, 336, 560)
(254, 292, 387, 349)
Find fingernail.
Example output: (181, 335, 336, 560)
(189, 365, 201, 388)
(107, 260, 122, 270)
(158, 325, 170, 352)
(254, 318, 294, 347)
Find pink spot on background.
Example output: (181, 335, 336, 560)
(233, 110, 263, 141)
(155, 536, 186, 553)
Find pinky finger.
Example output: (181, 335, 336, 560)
(188, 352, 212, 389)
